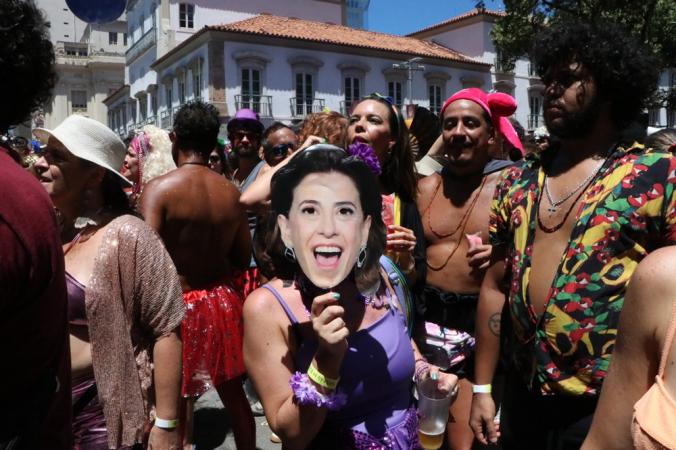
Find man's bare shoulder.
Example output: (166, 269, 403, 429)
(417, 172, 442, 196)
(143, 168, 184, 195)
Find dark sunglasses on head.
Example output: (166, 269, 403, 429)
(363, 93, 395, 106)
(208, 155, 221, 164)
(1, 135, 28, 148)
(266, 142, 295, 157)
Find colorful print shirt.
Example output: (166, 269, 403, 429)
(489, 142, 676, 396)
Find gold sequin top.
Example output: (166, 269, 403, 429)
(86, 215, 185, 448)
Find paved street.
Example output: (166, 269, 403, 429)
(194, 388, 281, 450)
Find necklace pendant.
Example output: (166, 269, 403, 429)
(548, 206, 556, 217)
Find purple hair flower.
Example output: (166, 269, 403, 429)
(349, 142, 382, 175)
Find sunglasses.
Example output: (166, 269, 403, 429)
(266, 142, 295, 157)
(234, 131, 257, 142)
(1, 135, 28, 149)
(209, 155, 221, 164)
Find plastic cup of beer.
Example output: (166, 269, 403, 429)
(417, 377, 452, 449)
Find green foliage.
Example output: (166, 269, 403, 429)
(480, 0, 676, 72)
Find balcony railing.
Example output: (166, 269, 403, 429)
(290, 97, 325, 117)
(160, 109, 173, 129)
(126, 27, 157, 65)
(528, 114, 544, 130)
(146, 115, 156, 125)
(235, 95, 272, 117)
(493, 57, 514, 74)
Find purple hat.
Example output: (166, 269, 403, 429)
(227, 108, 264, 134)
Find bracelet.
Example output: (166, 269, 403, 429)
(414, 357, 428, 366)
(472, 384, 492, 394)
(307, 363, 340, 390)
(414, 363, 430, 385)
(154, 417, 179, 429)
(400, 264, 416, 275)
(290, 372, 347, 411)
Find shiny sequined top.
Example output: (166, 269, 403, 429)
(86, 215, 185, 448)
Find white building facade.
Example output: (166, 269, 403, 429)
(35, 0, 126, 130)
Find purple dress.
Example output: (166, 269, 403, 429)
(263, 284, 422, 450)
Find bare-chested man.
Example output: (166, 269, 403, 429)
(416, 88, 519, 450)
(140, 100, 255, 450)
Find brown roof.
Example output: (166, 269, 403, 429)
(103, 84, 130, 104)
(406, 8, 505, 37)
(152, 14, 489, 68)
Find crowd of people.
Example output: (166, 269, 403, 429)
(3, 1, 676, 450)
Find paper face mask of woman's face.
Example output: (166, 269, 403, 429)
(278, 172, 371, 289)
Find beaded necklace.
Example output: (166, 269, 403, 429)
(426, 175, 487, 239)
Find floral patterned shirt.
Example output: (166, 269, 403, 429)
(490, 142, 676, 396)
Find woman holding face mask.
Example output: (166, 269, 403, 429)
(243, 146, 457, 449)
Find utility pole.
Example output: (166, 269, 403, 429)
(392, 57, 425, 118)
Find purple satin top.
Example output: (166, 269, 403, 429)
(66, 272, 87, 325)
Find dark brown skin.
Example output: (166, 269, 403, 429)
(416, 100, 500, 450)
(139, 143, 251, 292)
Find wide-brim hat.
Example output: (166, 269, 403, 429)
(226, 108, 264, 134)
(34, 115, 132, 186)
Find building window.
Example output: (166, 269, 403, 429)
(667, 110, 675, 128)
(241, 68, 261, 110)
(344, 77, 361, 111)
(71, 90, 87, 110)
(123, 33, 128, 46)
(151, 4, 157, 30)
(179, 4, 195, 29)
(529, 95, 542, 129)
(165, 86, 172, 108)
(151, 94, 158, 119)
(193, 66, 201, 99)
(388, 81, 403, 109)
(296, 73, 314, 116)
(178, 79, 186, 105)
(649, 109, 660, 126)
(139, 15, 145, 36)
(139, 97, 147, 122)
(109, 32, 118, 45)
(429, 85, 442, 115)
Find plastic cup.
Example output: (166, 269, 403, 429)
(417, 378, 452, 450)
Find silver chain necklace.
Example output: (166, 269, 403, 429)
(544, 143, 615, 217)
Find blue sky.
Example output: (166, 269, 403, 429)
(368, 0, 505, 35)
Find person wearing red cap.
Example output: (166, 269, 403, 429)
(415, 87, 519, 450)
(471, 23, 676, 450)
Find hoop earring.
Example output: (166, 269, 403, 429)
(356, 245, 367, 268)
(284, 243, 296, 262)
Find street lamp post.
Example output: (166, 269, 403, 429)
(392, 57, 425, 116)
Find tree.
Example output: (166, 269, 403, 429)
(482, 0, 676, 71)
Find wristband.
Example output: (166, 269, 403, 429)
(154, 417, 179, 429)
(307, 364, 340, 390)
(472, 384, 492, 394)
(400, 264, 416, 275)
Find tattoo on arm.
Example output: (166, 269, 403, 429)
(488, 313, 501, 337)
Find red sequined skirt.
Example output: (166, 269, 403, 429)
(181, 277, 245, 397)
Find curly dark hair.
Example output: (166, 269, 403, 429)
(268, 148, 386, 294)
(531, 22, 660, 131)
(0, 0, 57, 133)
(173, 100, 221, 156)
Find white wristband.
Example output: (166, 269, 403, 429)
(155, 417, 179, 429)
(472, 384, 492, 394)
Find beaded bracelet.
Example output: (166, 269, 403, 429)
(414, 363, 431, 385)
(290, 372, 347, 411)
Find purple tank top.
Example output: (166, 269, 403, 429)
(263, 284, 415, 438)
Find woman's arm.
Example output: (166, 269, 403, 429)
(244, 287, 348, 450)
(582, 249, 676, 450)
(148, 329, 182, 449)
(240, 136, 325, 212)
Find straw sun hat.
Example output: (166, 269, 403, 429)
(34, 115, 132, 186)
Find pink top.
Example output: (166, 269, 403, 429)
(632, 298, 676, 449)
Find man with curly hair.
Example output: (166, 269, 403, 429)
(140, 100, 256, 450)
(0, 1, 71, 448)
(470, 22, 676, 449)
